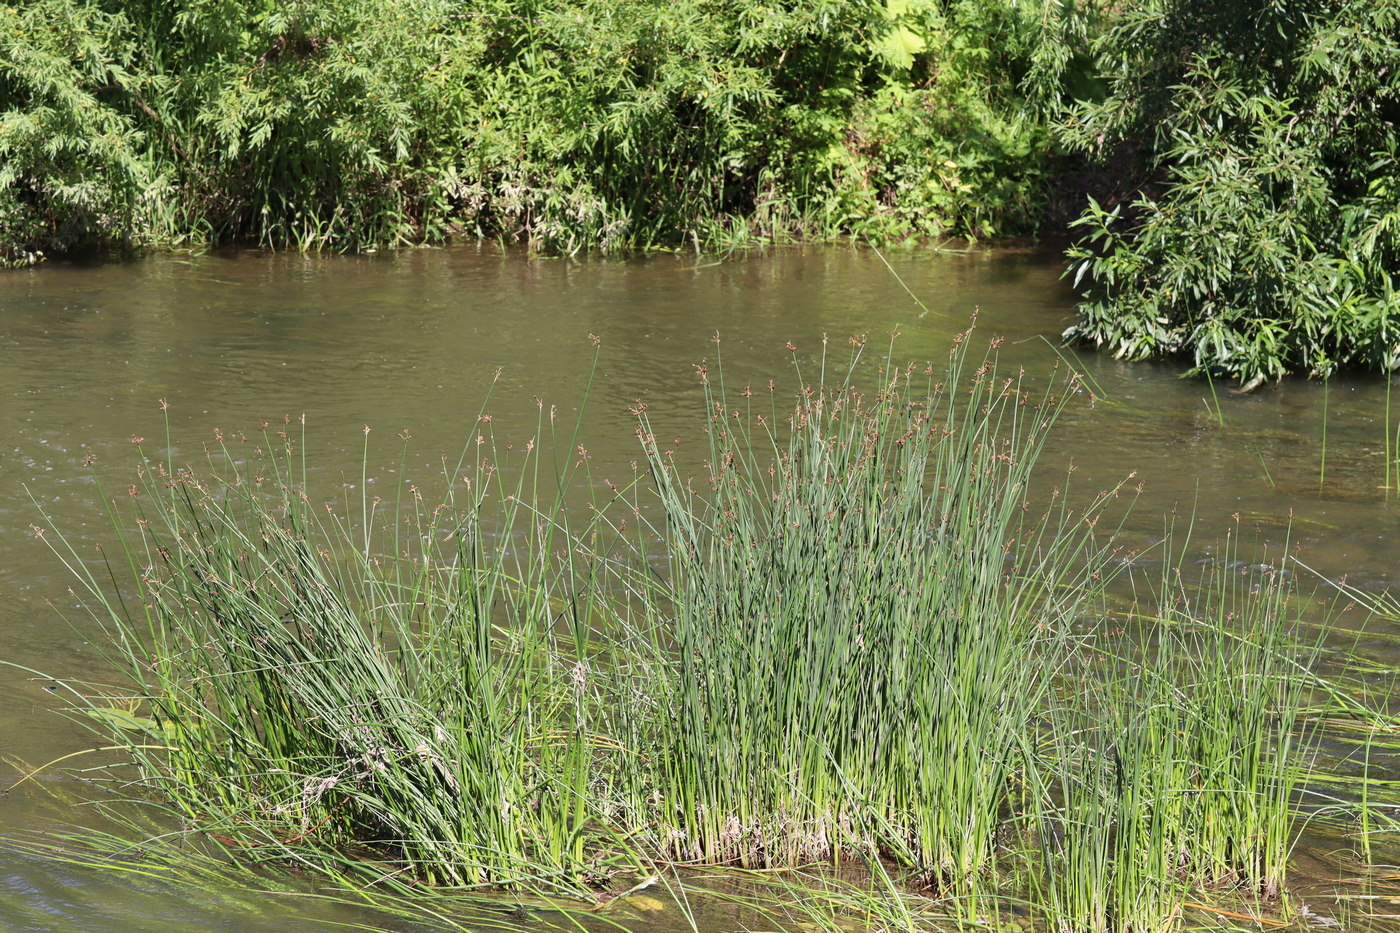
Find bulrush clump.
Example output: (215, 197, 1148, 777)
(29, 332, 1325, 933)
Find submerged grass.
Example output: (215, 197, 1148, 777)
(17, 329, 1351, 932)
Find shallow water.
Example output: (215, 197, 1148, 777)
(2, 244, 1398, 930)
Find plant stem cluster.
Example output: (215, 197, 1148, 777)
(33, 334, 1328, 932)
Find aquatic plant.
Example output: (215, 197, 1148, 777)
(19, 332, 1334, 933)
(27, 392, 643, 892)
(1031, 529, 1317, 932)
(621, 331, 1133, 916)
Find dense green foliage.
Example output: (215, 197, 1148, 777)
(7, 0, 1399, 383)
(1064, 0, 1400, 386)
(0, 0, 1070, 264)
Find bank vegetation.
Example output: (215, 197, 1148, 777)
(4, 0, 1398, 380)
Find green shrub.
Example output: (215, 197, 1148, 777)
(1064, 0, 1400, 386)
(821, 0, 1067, 241)
(0, 1, 153, 264)
(1, 0, 1079, 261)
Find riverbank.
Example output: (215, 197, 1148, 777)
(1, 0, 1071, 266)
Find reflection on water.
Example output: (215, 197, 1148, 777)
(2, 244, 1399, 930)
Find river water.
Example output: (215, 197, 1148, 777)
(2, 245, 1397, 931)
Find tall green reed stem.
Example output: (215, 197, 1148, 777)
(1032, 523, 1318, 933)
(30, 394, 627, 891)
(631, 330, 1132, 915)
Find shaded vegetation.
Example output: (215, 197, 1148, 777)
(0, 0, 1074, 263)
(1063, 0, 1400, 387)
(4, 0, 1398, 379)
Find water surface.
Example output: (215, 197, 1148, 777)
(2, 244, 1398, 930)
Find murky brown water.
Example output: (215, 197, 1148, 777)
(2, 244, 1398, 930)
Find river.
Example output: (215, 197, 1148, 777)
(2, 244, 1397, 931)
